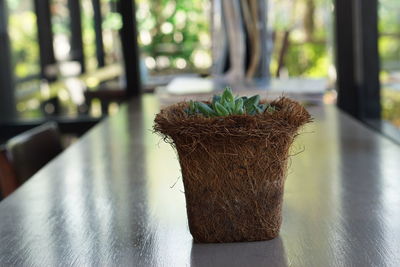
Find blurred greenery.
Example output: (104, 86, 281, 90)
(269, 0, 332, 77)
(136, 0, 211, 72)
(382, 88, 400, 127)
(7, 0, 40, 79)
(8, 0, 336, 79)
(15, 0, 400, 80)
(379, 0, 400, 71)
(4, 0, 400, 128)
(283, 43, 329, 77)
(379, 0, 400, 128)
(81, 0, 97, 71)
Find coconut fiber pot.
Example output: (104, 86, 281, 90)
(154, 97, 311, 243)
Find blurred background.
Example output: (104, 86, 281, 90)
(0, 0, 399, 142)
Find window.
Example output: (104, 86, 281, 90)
(270, 0, 334, 79)
(379, 0, 400, 130)
(136, 0, 335, 98)
(101, 0, 123, 66)
(7, 0, 41, 116)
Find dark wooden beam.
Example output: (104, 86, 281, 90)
(92, 0, 105, 67)
(34, 0, 57, 81)
(118, 0, 141, 97)
(68, 0, 85, 73)
(334, 0, 381, 120)
(353, 0, 381, 119)
(0, 0, 16, 121)
(334, 0, 358, 117)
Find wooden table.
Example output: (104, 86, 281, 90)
(0, 95, 399, 266)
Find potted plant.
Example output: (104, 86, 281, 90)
(154, 88, 311, 243)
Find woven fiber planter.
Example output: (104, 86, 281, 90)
(154, 97, 311, 243)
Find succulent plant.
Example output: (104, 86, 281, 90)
(185, 87, 276, 117)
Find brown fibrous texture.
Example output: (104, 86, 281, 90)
(154, 97, 312, 243)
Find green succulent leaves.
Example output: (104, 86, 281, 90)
(215, 102, 229, 116)
(196, 101, 216, 117)
(186, 87, 276, 117)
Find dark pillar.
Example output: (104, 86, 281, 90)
(334, 0, 358, 117)
(118, 0, 141, 97)
(34, 0, 57, 81)
(0, 0, 16, 121)
(353, 0, 381, 119)
(92, 0, 105, 67)
(334, 0, 381, 120)
(68, 0, 85, 73)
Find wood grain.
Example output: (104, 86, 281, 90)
(0, 95, 399, 266)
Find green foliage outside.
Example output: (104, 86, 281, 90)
(7, 0, 40, 79)
(282, 43, 329, 77)
(382, 88, 400, 127)
(269, 0, 333, 77)
(5, 0, 400, 127)
(379, 0, 400, 72)
(136, 0, 211, 72)
(8, 0, 400, 80)
(8, 0, 335, 80)
(379, 0, 400, 128)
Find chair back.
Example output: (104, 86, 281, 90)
(0, 146, 18, 198)
(5, 122, 63, 184)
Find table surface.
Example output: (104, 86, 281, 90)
(1, 95, 400, 266)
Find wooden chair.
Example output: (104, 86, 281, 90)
(0, 122, 63, 197)
(84, 88, 127, 115)
(0, 146, 19, 198)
